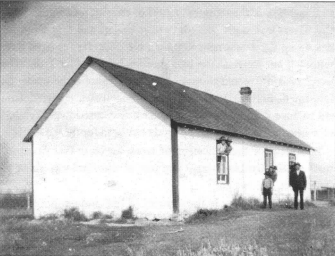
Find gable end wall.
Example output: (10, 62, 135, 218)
(33, 63, 173, 219)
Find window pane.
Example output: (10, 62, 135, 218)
(222, 158, 226, 174)
(266, 157, 269, 168)
(265, 150, 273, 171)
(219, 159, 224, 174)
(289, 154, 296, 163)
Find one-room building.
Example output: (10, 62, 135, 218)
(24, 56, 313, 219)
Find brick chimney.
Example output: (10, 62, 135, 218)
(239, 87, 252, 108)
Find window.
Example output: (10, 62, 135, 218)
(217, 155, 229, 184)
(264, 149, 273, 172)
(216, 141, 229, 184)
(289, 153, 296, 171)
(289, 153, 296, 184)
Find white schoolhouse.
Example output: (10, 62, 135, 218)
(24, 56, 313, 219)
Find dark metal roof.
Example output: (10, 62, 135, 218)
(23, 56, 313, 150)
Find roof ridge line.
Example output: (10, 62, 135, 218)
(89, 56, 245, 109)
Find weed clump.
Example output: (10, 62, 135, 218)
(121, 206, 135, 220)
(63, 207, 88, 222)
(39, 214, 58, 221)
(185, 209, 219, 223)
(277, 198, 294, 209)
(185, 206, 238, 223)
(91, 211, 113, 221)
(190, 209, 219, 219)
(114, 206, 136, 223)
(304, 200, 317, 208)
(102, 214, 113, 219)
(231, 196, 261, 210)
(91, 211, 103, 220)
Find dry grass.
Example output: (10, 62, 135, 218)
(0, 208, 33, 221)
(186, 196, 316, 224)
(125, 240, 268, 256)
(176, 240, 268, 256)
(1, 207, 335, 256)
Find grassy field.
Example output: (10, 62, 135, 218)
(1, 206, 335, 256)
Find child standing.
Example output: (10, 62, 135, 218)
(262, 171, 274, 209)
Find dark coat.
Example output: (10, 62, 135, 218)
(289, 170, 307, 190)
(269, 170, 277, 183)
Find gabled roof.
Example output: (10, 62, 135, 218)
(23, 56, 313, 150)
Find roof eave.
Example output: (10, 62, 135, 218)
(174, 121, 314, 151)
(22, 56, 94, 143)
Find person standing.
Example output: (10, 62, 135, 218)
(289, 163, 307, 210)
(216, 136, 233, 156)
(262, 171, 274, 209)
(268, 166, 278, 185)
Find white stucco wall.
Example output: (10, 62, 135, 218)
(178, 127, 310, 215)
(33, 63, 172, 219)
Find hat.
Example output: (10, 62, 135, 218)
(294, 162, 301, 167)
(219, 135, 232, 142)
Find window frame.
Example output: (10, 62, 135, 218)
(264, 148, 274, 172)
(289, 153, 296, 185)
(289, 153, 296, 167)
(216, 140, 230, 184)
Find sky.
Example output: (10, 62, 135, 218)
(1, 2, 334, 193)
